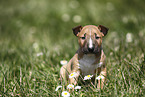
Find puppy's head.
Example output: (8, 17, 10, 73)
(72, 25, 109, 54)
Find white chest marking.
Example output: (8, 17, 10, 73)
(78, 54, 103, 76)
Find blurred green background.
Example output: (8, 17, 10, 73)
(1, 0, 145, 46)
(0, 0, 145, 96)
(0, 0, 145, 57)
(0, 0, 145, 63)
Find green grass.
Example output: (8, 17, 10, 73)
(0, 0, 145, 96)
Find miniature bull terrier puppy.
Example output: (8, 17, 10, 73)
(60, 25, 109, 89)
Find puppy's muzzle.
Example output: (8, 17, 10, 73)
(82, 45, 96, 54)
(88, 47, 95, 53)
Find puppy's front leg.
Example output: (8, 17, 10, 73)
(69, 56, 80, 85)
(69, 70, 80, 85)
(97, 67, 106, 89)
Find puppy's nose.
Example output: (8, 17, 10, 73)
(88, 47, 94, 52)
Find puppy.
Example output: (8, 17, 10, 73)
(60, 25, 109, 89)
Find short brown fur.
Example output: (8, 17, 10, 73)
(60, 25, 109, 89)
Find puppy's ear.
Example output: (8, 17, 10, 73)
(72, 25, 83, 36)
(98, 25, 109, 36)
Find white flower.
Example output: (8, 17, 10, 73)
(73, 15, 82, 23)
(126, 33, 133, 43)
(67, 84, 74, 89)
(36, 52, 43, 56)
(114, 46, 119, 51)
(84, 75, 93, 80)
(33, 42, 39, 49)
(62, 91, 70, 97)
(60, 60, 68, 65)
(61, 14, 70, 22)
(69, 72, 77, 78)
(75, 86, 81, 90)
(33, 42, 39, 52)
(96, 75, 105, 80)
(55, 85, 62, 91)
(122, 16, 128, 24)
(69, 0, 79, 9)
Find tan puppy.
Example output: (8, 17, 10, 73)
(60, 25, 109, 89)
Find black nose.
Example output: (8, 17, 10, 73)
(88, 47, 94, 52)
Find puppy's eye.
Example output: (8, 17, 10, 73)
(95, 33, 100, 39)
(95, 36, 100, 39)
(81, 37, 86, 39)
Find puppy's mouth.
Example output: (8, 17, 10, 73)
(82, 47, 101, 54)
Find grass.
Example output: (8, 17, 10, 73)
(0, 0, 145, 96)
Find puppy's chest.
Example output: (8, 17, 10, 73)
(78, 55, 102, 76)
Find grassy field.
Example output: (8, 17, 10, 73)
(0, 0, 145, 96)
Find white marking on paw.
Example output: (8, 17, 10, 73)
(96, 62, 103, 68)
